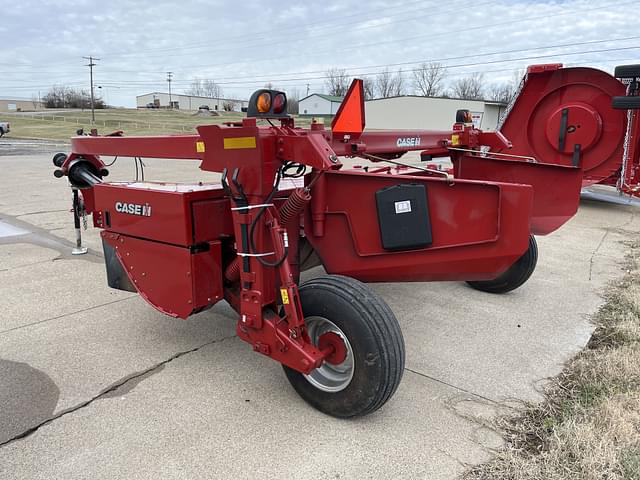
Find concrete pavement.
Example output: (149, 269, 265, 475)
(0, 151, 638, 479)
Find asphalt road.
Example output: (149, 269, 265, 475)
(0, 152, 638, 479)
(0, 138, 70, 156)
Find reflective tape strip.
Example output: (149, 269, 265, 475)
(224, 137, 257, 149)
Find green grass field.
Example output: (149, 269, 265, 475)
(2, 108, 317, 141)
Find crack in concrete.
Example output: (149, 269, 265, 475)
(0, 334, 237, 448)
(588, 210, 636, 281)
(0, 296, 135, 336)
(404, 367, 510, 408)
(0, 258, 62, 273)
(15, 209, 70, 217)
(589, 230, 610, 281)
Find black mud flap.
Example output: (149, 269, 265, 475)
(102, 238, 136, 292)
(375, 183, 432, 251)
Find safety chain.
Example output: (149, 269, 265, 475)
(497, 72, 527, 130)
(618, 83, 634, 191)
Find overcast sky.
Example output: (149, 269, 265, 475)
(0, 0, 636, 107)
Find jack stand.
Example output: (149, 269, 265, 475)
(71, 187, 88, 255)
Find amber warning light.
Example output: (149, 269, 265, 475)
(247, 89, 289, 118)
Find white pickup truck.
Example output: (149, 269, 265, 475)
(0, 122, 9, 137)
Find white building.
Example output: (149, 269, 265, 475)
(298, 94, 344, 116)
(136, 92, 248, 112)
(364, 96, 506, 131)
(0, 98, 45, 112)
(299, 92, 505, 130)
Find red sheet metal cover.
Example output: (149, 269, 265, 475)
(102, 233, 223, 319)
(453, 154, 583, 235)
(304, 170, 533, 282)
(93, 182, 226, 246)
(500, 67, 626, 186)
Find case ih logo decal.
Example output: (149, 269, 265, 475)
(115, 202, 152, 217)
(396, 137, 421, 147)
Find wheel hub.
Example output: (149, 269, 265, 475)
(318, 331, 348, 365)
(303, 316, 354, 393)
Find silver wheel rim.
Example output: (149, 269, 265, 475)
(303, 316, 355, 393)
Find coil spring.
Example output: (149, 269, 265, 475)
(225, 188, 311, 283)
(279, 188, 311, 225)
(224, 258, 241, 282)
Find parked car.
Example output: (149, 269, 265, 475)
(0, 122, 10, 137)
(198, 105, 210, 111)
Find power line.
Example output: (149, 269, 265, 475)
(78, 0, 442, 60)
(83, 44, 640, 88)
(0, 0, 435, 68)
(13, 34, 628, 90)
(6, 49, 639, 93)
(145, 0, 635, 73)
(0, 1, 634, 100)
(105, 0, 498, 62)
(0, 0, 625, 75)
(116, 35, 640, 85)
(0, 2, 634, 90)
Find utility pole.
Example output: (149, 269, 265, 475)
(306, 83, 310, 96)
(83, 56, 99, 123)
(167, 72, 173, 109)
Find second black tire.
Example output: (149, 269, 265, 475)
(466, 235, 538, 294)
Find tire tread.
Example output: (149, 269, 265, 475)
(614, 64, 640, 79)
(287, 275, 405, 417)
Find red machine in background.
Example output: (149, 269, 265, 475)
(497, 63, 640, 197)
(53, 78, 587, 418)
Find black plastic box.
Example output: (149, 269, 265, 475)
(375, 183, 432, 251)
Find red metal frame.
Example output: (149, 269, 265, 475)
(56, 78, 587, 376)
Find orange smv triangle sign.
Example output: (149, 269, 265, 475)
(331, 79, 365, 136)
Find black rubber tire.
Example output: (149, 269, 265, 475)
(612, 96, 640, 110)
(614, 64, 640, 79)
(467, 235, 538, 294)
(283, 275, 405, 418)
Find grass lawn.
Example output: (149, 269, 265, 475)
(466, 241, 640, 480)
(2, 108, 317, 141)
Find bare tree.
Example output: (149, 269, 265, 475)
(286, 88, 300, 114)
(42, 85, 105, 109)
(375, 68, 404, 98)
(487, 69, 525, 103)
(450, 73, 485, 100)
(487, 83, 515, 103)
(391, 69, 404, 96)
(363, 78, 375, 100)
(325, 68, 350, 97)
(413, 62, 446, 96)
(186, 79, 205, 96)
(222, 100, 237, 111)
(203, 79, 222, 99)
(186, 78, 222, 99)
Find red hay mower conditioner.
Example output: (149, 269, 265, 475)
(52, 64, 640, 418)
